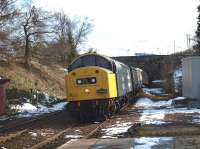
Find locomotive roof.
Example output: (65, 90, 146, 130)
(69, 53, 128, 68)
(69, 66, 114, 73)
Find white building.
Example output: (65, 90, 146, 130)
(182, 56, 200, 99)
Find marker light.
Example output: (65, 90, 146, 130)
(85, 89, 89, 93)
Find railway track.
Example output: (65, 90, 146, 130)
(0, 116, 109, 149)
(0, 110, 66, 134)
(0, 129, 27, 144)
(29, 127, 74, 149)
(39, 104, 132, 148)
(0, 102, 134, 149)
(0, 128, 46, 148)
(29, 119, 110, 149)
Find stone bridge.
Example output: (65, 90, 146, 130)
(112, 55, 183, 82)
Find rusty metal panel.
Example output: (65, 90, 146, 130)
(0, 79, 10, 115)
(182, 56, 200, 99)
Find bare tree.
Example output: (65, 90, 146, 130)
(0, 0, 18, 41)
(0, 0, 17, 26)
(194, 4, 200, 55)
(54, 12, 93, 63)
(18, 5, 52, 68)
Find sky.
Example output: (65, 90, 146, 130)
(34, 0, 198, 56)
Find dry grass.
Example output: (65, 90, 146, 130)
(0, 59, 66, 99)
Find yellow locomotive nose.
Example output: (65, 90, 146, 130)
(65, 66, 117, 101)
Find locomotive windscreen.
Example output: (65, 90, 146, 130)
(68, 55, 113, 72)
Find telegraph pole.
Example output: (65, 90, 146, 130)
(126, 49, 130, 56)
(174, 40, 176, 55)
(188, 35, 191, 49)
(186, 34, 191, 49)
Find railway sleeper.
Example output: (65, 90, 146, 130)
(0, 129, 27, 144)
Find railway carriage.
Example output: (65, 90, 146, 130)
(65, 53, 144, 122)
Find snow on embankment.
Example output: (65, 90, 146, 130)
(10, 101, 68, 118)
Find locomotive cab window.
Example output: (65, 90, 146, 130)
(82, 55, 96, 66)
(68, 58, 82, 71)
(96, 56, 112, 70)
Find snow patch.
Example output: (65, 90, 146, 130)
(101, 122, 132, 138)
(51, 102, 68, 110)
(0, 117, 9, 121)
(140, 107, 200, 125)
(93, 121, 100, 124)
(20, 103, 37, 112)
(101, 126, 130, 137)
(135, 97, 172, 109)
(144, 120, 170, 125)
(101, 136, 118, 139)
(174, 68, 182, 78)
(173, 68, 182, 93)
(29, 132, 38, 137)
(192, 115, 200, 124)
(173, 96, 186, 100)
(143, 88, 165, 95)
(10, 102, 68, 118)
(133, 137, 173, 149)
(136, 97, 200, 125)
(152, 80, 166, 83)
(65, 135, 83, 139)
(140, 113, 165, 123)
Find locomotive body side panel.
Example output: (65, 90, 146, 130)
(114, 61, 133, 97)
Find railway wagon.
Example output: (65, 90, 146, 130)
(141, 70, 149, 86)
(130, 67, 143, 93)
(65, 53, 142, 121)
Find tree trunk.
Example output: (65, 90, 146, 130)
(24, 37, 30, 69)
(24, 25, 31, 69)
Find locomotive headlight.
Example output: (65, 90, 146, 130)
(91, 78, 96, 83)
(77, 79, 82, 84)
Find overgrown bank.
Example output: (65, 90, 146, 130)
(0, 59, 66, 102)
